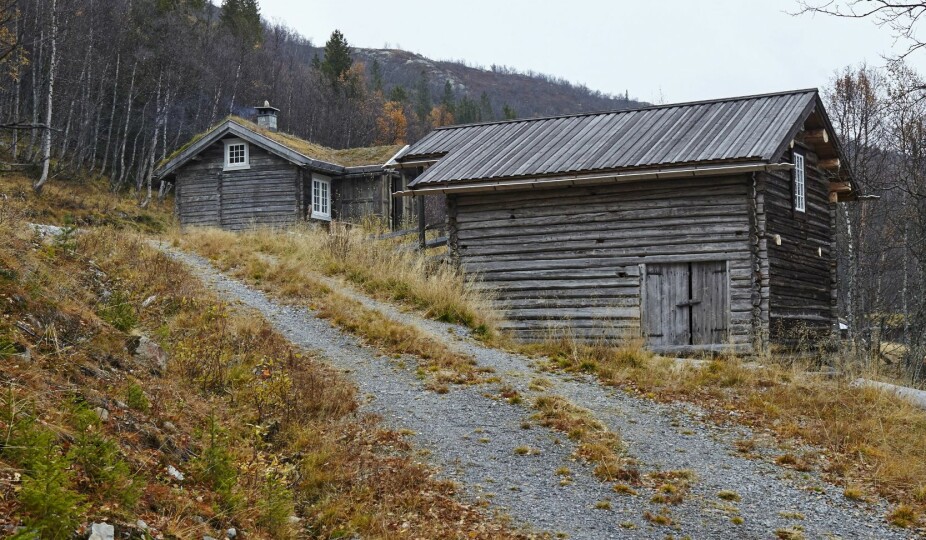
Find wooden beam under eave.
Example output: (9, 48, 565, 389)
(829, 181, 852, 203)
(805, 129, 829, 145)
(820, 158, 840, 170)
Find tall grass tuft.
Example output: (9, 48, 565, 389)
(175, 224, 498, 335)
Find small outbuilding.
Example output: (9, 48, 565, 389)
(156, 104, 409, 230)
(393, 89, 856, 354)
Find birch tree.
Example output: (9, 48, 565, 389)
(33, 0, 56, 193)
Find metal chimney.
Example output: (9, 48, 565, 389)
(255, 100, 280, 132)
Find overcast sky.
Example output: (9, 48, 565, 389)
(256, 0, 925, 104)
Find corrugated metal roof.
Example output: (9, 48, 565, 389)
(401, 89, 820, 187)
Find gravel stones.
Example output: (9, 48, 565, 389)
(156, 243, 907, 540)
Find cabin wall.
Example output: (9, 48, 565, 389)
(760, 144, 837, 347)
(333, 173, 391, 224)
(174, 139, 300, 230)
(449, 175, 756, 350)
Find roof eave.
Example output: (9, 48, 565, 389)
(769, 93, 860, 196)
(397, 161, 791, 196)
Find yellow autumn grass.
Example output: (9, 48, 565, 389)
(527, 333, 926, 527)
(173, 224, 497, 336)
(173, 224, 490, 386)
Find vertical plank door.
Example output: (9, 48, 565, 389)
(690, 262, 729, 345)
(644, 263, 691, 347)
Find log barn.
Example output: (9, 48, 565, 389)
(393, 89, 856, 354)
(155, 103, 410, 230)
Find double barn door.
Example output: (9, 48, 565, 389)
(643, 262, 729, 348)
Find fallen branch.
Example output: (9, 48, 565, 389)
(0, 123, 61, 131)
(852, 378, 926, 410)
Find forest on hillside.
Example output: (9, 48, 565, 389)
(0, 0, 641, 199)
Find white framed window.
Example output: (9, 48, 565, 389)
(223, 138, 250, 171)
(793, 152, 806, 213)
(312, 175, 331, 220)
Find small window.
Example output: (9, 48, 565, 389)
(312, 176, 331, 220)
(793, 152, 806, 213)
(223, 139, 249, 171)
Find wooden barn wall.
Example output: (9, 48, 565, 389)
(760, 144, 836, 344)
(333, 174, 390, 224)
(449, 175, 755, 346)
(175, 140, 300, 230)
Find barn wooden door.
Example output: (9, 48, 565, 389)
(690, 262, 729, 345)
(643, 262, 728, 348)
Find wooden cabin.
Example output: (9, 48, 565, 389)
(393, 89, 856, 354)
(155, 104, 410, 230)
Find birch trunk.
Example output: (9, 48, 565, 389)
(99, 54, 120, 178)
(140, 73, 163, 207)
(34, 0, 58, 193)
(29, 25, 42, 160)
(11, 11, 20, 160)
(114, 61, 136, 190)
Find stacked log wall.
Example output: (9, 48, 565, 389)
(450, 175, 756, 349)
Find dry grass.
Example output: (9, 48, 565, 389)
(887, 504, 919, 528)
(522, 334, 926, 527)
(174, 226, 489, 387)
(647, 470, 695, 505)
(642, 507, 673, 526)
(175, 224, 496, 334)
(0, 172, 173, 233)
(0, 178, 533, 539)
(717, 489, 740, 502)
(531, 395, 638, 483)
(613, 484, 637, 496)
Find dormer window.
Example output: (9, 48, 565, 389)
(793, 152, 806, 213)
(224, 138, 250, 171)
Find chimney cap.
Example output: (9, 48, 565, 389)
(256, 100, 280, 113)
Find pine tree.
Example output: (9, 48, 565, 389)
(502, 104, 517, 120)
(388, 85, 407, 103)
(369, 58, 383, 92)
(414, 70, 431, 121)
(441, 80, 455, 113)
(220, 0, 262, 47)
(479, 91, 494, 121)
(313, 29, 353, 85)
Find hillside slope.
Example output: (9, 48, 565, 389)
(0, 173, 532, 539)
(354, 48, 645, 119)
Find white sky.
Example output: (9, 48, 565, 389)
(255, 0, 926, 104)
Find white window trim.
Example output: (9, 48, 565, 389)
(311, 175, 332, 221)
(793, 152, 806, 213)
(223, 138, 250, 171)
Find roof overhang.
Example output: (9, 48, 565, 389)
(774, 93, 860, 201)
(394, 161, 792, 197)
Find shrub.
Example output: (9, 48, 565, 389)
(6, 423, 86, 539)
(258, 472, 296, 539)
(99, 290, 137, 332)
(0, 333, 17, 359)
(125, 382, 149, 412)
(70, 431, 141, 508)
(192, 414, 240, 511)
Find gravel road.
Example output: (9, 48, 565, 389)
(155, 241, 912, 540)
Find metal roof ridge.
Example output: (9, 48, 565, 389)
(429, 88, 820, 132)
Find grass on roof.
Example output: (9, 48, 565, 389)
(157, 116, 402, 170)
